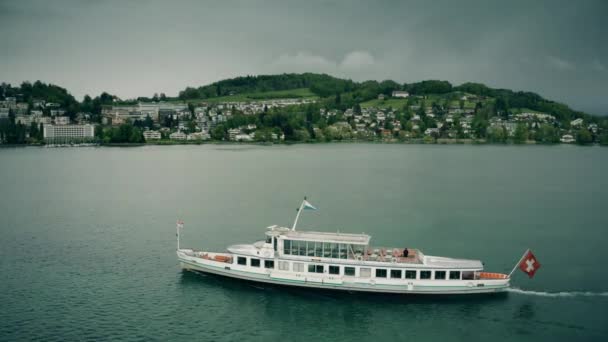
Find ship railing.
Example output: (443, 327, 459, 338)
(191, 250, 233, 264)
(356, 247, 422, 264)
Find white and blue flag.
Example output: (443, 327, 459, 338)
(303, 200, 317, 210)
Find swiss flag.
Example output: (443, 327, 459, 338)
(519, 250, 541, 278)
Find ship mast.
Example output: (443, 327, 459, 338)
(292, 196, 317, 231)
(176, 220, 184, 250)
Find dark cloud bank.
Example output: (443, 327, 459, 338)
(1, 0, 606, 115)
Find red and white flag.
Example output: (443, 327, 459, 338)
(519, 249, 541, 278)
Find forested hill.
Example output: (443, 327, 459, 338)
(0, 73, 601, 125)
(177, 73, 596, 124)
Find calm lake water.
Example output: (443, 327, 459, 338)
(1, 144, 607, 341)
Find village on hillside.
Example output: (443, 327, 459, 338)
(0, 87, 604, 146)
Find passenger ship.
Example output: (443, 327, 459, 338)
(176, 199, 511, 294)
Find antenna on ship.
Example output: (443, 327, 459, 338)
(176, 219, 184, 250)
(292, 196, 317, 231)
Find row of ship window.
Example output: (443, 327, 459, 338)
(282, 240, 363, 259)
(235, 256, 473, 280)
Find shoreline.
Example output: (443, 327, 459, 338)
(1, 139, 604, 148)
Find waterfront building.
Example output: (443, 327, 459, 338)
(143, 130, 162, 140)
(560, 134, 575, 143)
(169, 132, 186, 140)
(228, 128, 241, 141)
(43, 124, 95, 143)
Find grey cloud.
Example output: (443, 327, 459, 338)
(0, 0, 606, 115)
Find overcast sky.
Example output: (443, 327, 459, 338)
(1, 0, 607, 114)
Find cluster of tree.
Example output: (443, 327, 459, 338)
(1, 81, 78, 109)
(178, 73, 358, 100)
(0, 82, 120, 123)
(97, 123, 144, 144)
(0, 113, 45, 144)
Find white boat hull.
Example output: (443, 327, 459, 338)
(178, 253, 510, 295)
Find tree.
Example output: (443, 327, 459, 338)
(495, 97, 510, 119)
(535, 123, 559, 144)
(487, 126, 507, 143)
(513, 123, 528, 144)
(144, 115, 154, 128)
(472, 114, 488, 138)
(599, 132, 608, 146)
(576, 128, 592, 145)
(211, 124, 227, 140)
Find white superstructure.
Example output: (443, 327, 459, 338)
(176, 199, 511, 295)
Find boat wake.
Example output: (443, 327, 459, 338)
(508, 287, 608, 298)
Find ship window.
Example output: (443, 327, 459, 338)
(390, 269, 402, 279)
(405, 270, 417, 279)
(323, 242, 331, 258)
(297, 241, 306, 256)
(354, 245, 365, 256)
(308, 264, 324, 273)
(284, 240, 291, 255)
(375, 269, 387, 278)
(360, 268, 371, 278)
(292, 240, 300, 255)
(278, 261, 290, 271)
(266, 236, 272, 244)
(237, 257, 247, 265)
(264, 260, 274, 269)
(307, 241, 315, 256)
(329, 265, 340, 275)
(250, 258, 260, 267)
(339, 244, 347, 259)
(293, 262, 304, 272)
(434, 271, 446, 280)
(420, 271, 431, 279)
(315, 242, 322, 257)
(449, 271, 461, 280)
(344, 267, 356, 276)
(462, 271, 474, 280)
(331, 243, 339, 258)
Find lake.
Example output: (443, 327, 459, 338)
(1, 144, 607, 341)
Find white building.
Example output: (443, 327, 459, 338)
(228, 128, 241, 141)
(560, 134, 575, 143)
(424, 128, 439, 136)
(50, 109, 66, 117)
(169, 132, 186, 140)
(143, 130, 161, 140)
(570, 118, 583, 127)
(235, 133, 253, 142)
(187, 132, 210, 141)
(43, 124, 95, 143)
(392, 91, 409, 98)
(15, 115, 33, 126)
(54, 116, 70, 125)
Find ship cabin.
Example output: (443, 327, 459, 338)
(264, 225, 423, 264)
